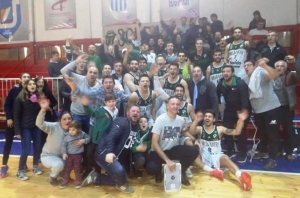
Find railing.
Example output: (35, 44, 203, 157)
(0, 77, 63, 116)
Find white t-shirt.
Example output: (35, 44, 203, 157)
(151, 113, 185, 151)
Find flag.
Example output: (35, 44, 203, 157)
(110, 0, 127, 12)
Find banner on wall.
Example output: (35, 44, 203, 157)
(102, 24, 140, 50)
(0, 0, 29, 42)
(44, 0, 76, 30)
(160, 0, 199, 20)
(102, 0, 137, 26)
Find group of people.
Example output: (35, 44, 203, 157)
(0, 10, 299, 194)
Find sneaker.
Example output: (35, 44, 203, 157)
(0, 165, 9, 178)
(237, 153, 247, 163)
(81, 169, 98, 187)
(210, 169, 224, 180)
(49, 176, 58, 186)
(116, 183, 134, 194)
(75, 182, 81, 189)
(16, 171, 29, 181)
(155, 172, 163, 183)
(185, 168, 193, 179)
(181, 175, 190, 186)
(239, 172, 252, 191)
(33, 166, 43, 175)
(253, 152, 269, 160)
(264, 159, 277, 170)
(60, 180, 69, 189)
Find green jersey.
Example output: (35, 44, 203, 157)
(136, 89, 153, 120)
(209, 63, 225, 86)
(228, 40, 247, 77)
(163, 77, 182, 96)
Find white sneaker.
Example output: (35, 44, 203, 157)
(185, 168, 193, 179)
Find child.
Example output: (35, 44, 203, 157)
(61, 121, 90, 189)
(81, 93, 118, 176)
(131, 116, 152, 178)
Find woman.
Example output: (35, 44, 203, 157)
(0, 73, 30, 178)
(14, 79, 42, 180)
(249, 10, 266, 30)
(34, 77, 58, 151)
(36, 99, 73, 186)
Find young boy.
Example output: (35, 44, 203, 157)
(81, 93, 118, 176)
(61, 121, 90, 189)
(131, 116, 152, 178)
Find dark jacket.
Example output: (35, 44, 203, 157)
(59, 80, 72, 112)
(47, 60, 66, 77)
(217, 76, 251, 112)
(13, 97, 41, 135)
(187, 77, 219, 115)
(4, 85, 23, 120)
(211, 20, 224, 34)
(96, 117, 139, 157)
(255, 42, 287, 67)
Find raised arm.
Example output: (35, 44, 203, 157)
(188, 113, 203, 136)
(123, 73, 138, 92)
(35, 99, 59, 135)
(181, 79, 191, 103)
(257, 58, 279, 80)
(219, 110, 248, 136)
(128, 92, 139, 107)
(224, 44, 230, 64)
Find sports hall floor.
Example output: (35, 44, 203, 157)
(0, 134, 299, 198)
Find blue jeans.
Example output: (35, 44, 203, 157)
(95, 153, 128, 186)
(18, 128, 41, 171)
(71, 113, 90, 134)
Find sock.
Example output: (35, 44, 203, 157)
(203, 165, 213, 172)
(235, 170, 242, 178)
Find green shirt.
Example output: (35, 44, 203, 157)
(88, 55, 103, 73)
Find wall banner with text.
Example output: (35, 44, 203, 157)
(0, 0, 29, 42)
(44, 0, 76, 30)
(160, 0, 199, 20)
(102, 0, 137, 26)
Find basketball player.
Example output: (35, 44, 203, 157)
(123, 59, 140, 95)
(189, 109, 252, 191)
(206, 49, 226, 86)
(161, 62, 190, 103)
(128, 74, 157, 126)
(224, 27, 249, 78)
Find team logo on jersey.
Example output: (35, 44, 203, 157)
(204, 54, 207, 58)
(0, 0, 21, 39)
(240, 44, 244, 49)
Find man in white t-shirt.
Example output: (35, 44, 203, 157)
(243, 59, 281, 170)
(145, 96, 199, 186)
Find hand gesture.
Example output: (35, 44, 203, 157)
(286, 55, 295, 63)
(76, 54, 89, 65)
(7, 119, 13, 128)
(39, 99, 50, 111)
(126, 45, 133, 54)
(75, 139, 85, 147)
(195, 112, 203, 122)
(63, 75, 76, 90)
(166, 159, 176, 172)
(62, 153, 68, 160)
(81, 96, 89, 106)
(256, 58, 269, 67)
(237, 110, 249, 121)
(105, 153, 116, 164)
(15, 134, 21, 139)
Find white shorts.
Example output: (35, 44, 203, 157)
(200, 149, 225, 169)
(179, 136, 190, 145)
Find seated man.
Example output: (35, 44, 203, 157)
(81, 105, 141, 194)
(146, 96, 199, 186)
(189, 109, 252, 191)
